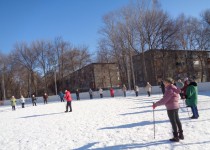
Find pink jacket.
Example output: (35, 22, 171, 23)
(155, 84, 181, 110)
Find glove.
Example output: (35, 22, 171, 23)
(152, 104, 156, 109)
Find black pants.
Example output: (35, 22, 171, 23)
(135, 91, 138, 97)
(22, 103, 25, 108)
(167, 109, 182, 133)
(123, 91, 126, 97)
(76, 95, 80, 100)
(60, 98, 64, 102)
(44, 99, 47, 104)
(66, 101, 72, 112)
(12, 106, 15, 110)
(90, 94, 93, 99)
(161, 88, 165, 95)
(100, 94, 103, 98)
(147, 91, 151, 97)
(33, 101, 37, 106)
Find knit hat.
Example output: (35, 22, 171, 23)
(164, 77, 174, 84)
(184, 77, 188, 82)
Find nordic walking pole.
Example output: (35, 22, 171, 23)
(153, 102, 155, 139)
(183, 98, 190, 117)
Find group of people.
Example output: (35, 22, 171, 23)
(153, 77, 199, 142)
(9, 93, 49, 110)
(8, 77, 200, 142)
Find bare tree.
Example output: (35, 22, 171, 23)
(13, 42, 40, 97)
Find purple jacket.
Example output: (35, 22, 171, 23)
(155, 84, 181, 110)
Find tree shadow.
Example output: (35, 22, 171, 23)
(73, 142, 99, 150)
(129, 105, 153, 109)
(119, 109, 165, 116)
(99, 120, 168, 130)
(73, 140, 210, 150)
(91, 140, 210, 150)
(19, 112, 64, 118)
(90, 140, 170, 150)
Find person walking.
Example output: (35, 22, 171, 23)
(181, 77, 189, 99)
(160, 80, 165, 95)
(186, 79, 199, 119)
(43, 93, 48, 104)
(89, 88, 93, 99)
(76, 89, 80, 100)
(99, 87, 103, 98)
(31, 95, 37, 106)
(122, 84, 127, 97)
(145, 82, 152, 97)
(153, 78, 184, 142)
(20, 95, 25, 108)
(58, 91, 64, 102)
(10, 96, 16, 111)
(175, 79, 184, 98)
(134, 85, 139, 97)
(64, 90, 72, 112)
(110, 87, 114, 97)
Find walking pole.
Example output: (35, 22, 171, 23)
(183, 98, 190, 117)
(153, 102, 155, 139)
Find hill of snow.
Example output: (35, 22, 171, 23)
(0, 92, 210, 150)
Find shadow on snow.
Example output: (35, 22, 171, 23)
(19, 112, 64, 118)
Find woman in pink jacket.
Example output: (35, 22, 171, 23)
(153, 78, 183, 142)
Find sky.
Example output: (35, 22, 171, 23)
(0, 0, 209, 55)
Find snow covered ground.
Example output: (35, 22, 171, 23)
(0, 92, 210, 150)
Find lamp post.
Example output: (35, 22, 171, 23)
(1, 63, 6, 100)
(54, 65, 57, 95)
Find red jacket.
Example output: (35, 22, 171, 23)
(110, 88, 114, 96)
(64, 90, 72, 102)
(181, 81, 188, 97)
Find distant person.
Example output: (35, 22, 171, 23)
(99, 87, 103, 98)
(186, 79, 199, 119)
(10, 96, 16, 111)
(76, 89, 80, 100)
(58, 91, 64, 102)
(181, 77, 189, 99)
(20, 95, 25, 108)
(110, 87, 114, 97)
(64, 90, 72, 112)
(153, 78, 184, 142)
(134, 85, 139, 97)
(145, 82, 152, 97)
(89, 88, 93, 99)
(160, 80, 165, 95)
(43, 93, 48, 104)
(122, 84, 127, 97)
(176, 79, 184, 98)
(31, 95, 37, 106)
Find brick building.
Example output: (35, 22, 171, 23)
(64, 63, 121, 91)
(133, 49, 210, 86)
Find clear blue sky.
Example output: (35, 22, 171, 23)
(0, 0, 209, 54)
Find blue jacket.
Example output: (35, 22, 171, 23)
(58, 92, 64, 98)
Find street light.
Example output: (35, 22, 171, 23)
(1, 63, 6, 100)
(51, 58, 58, 95)
(54, 65, 57, 95)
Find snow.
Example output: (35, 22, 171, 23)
(0, 92, 210, 150)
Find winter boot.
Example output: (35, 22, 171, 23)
(178, 130, 184, 140)
(169, 132, 179, 142)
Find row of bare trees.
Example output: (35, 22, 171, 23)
(0, 37, 91, 99)
(96, 0, 210, 89)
